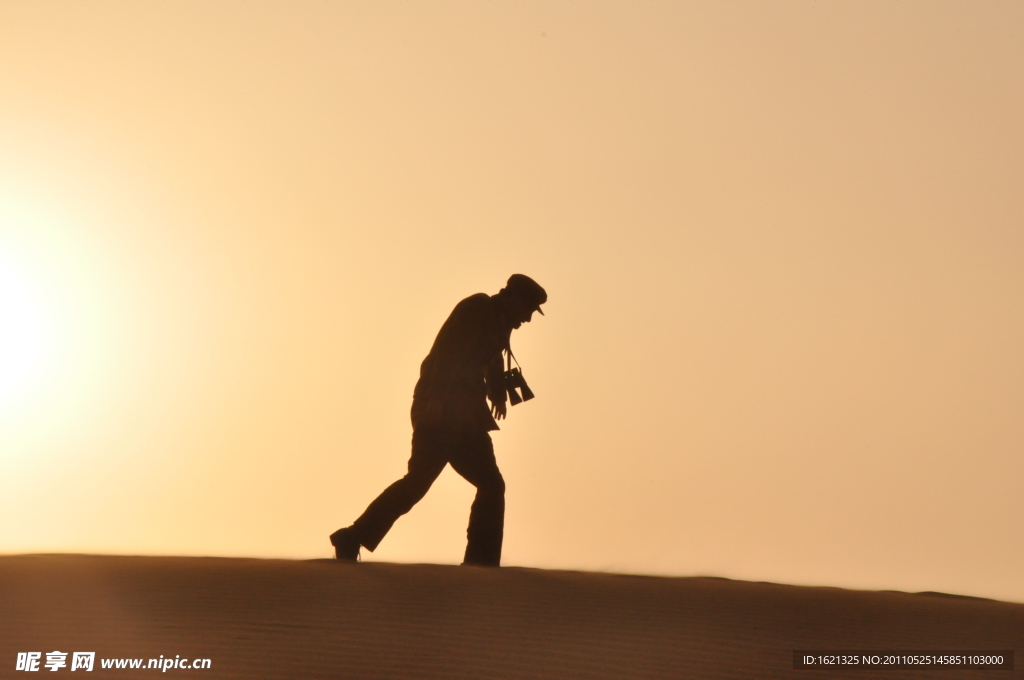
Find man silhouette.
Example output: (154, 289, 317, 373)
(330, 274, 547, 567)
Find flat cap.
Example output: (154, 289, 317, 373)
(504, 274, 547, 315)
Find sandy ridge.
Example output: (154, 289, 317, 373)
(1, 555, 1020, 679)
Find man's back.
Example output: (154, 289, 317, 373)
(412, 293, 508, 431)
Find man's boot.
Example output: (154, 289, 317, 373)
(329, 527, 361, 561)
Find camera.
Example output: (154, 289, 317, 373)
(504, 367, 535, 405)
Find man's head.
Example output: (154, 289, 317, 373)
(499, 274, 547, 328)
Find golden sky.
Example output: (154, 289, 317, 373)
(1, 1, 1021, 602)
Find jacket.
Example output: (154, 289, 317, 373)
(410, 293, 510, 431)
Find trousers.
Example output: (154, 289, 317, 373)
(350, 426, 505, 566)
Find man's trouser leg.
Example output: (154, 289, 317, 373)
(448, 429, 505, 566)
(349, 429, 447, 551)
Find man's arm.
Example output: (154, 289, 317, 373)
(486, 351, 507, 420)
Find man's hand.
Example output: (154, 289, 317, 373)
(491, 401, 507, 421)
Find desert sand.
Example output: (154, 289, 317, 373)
(1, 554, 1020, 679)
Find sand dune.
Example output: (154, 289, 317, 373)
(1, 555, 1020, 679)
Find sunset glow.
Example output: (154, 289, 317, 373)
(0, 1, 1021, 603)
(0, 255, 46, 406)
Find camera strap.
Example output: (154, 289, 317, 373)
(505, 346, 522, 374)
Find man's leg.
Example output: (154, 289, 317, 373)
(447, 430, 505, 566)
(345, 428, 448, 552)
